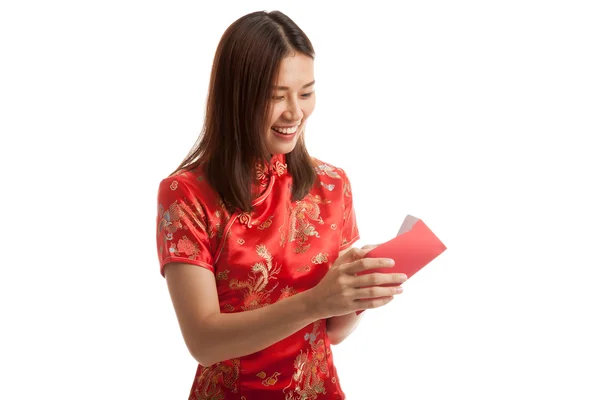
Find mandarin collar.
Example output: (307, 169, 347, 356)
(254, 153, 288, 188)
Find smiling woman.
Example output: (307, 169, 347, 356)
(155, 10, 406, 400)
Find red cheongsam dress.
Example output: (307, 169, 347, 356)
(156, 153, 360, 400)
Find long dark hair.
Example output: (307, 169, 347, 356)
(171, 10, 317, 213)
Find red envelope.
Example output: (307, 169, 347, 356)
(355, 215, 447, 315)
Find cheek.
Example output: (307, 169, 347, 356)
(303, 100, 316, 118)
(268, 104, 285, 124)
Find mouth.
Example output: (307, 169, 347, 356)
(271, 123, 301, 135)
(271, 122, 302, 140)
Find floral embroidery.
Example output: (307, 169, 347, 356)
(191, 359, 240, 400)
(157, 157, 357, 399)
(283, 321, 328, 399)
(158, 197, 207, 258)
(170, 235, 200, 259)
(229, 245, 282, 311)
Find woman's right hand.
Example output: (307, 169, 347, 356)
(306, 247, 408, 319)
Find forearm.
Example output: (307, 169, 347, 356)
(326, 311, 364, 345)
(195, 290, 319, 366)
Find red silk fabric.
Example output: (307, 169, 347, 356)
(156, 154, 359, 399)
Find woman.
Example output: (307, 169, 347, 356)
(155, 10, 407, 400)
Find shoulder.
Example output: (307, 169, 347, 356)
(310, 157, 354, 201)
(311, 157, 351, 183)
(157, 164, 222, 209)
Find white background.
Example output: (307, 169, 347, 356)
(1, 0, 599, 399)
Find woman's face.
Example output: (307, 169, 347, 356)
(263, 54, 316, 155)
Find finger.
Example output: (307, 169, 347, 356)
(343, 257, 395, 275)
(361, 244, 381, 251)
(353, 273, 408, 288)
(354, 285, 403, 300)
(354, 296, 395, 310)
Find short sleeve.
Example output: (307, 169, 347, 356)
(339, 169, 360, 250)
(156, 176, 215, 277)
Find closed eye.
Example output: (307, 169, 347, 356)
(271, 92, 314, 101)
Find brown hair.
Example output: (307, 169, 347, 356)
(171, 10, 317, 213)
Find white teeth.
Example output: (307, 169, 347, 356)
(272, 125, 298, 134)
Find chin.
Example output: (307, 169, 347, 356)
(268, 141, 298, 156)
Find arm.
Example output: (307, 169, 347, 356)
(165, 262, 320, 367)
(165, 249, 404, 366)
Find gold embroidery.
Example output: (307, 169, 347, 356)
(311, 253, 329, 264)
(315, 164, 342, 179)
(256, 371, 267, 379)
(216, 270, 230, 281)
(278, 285, 298, 301)
(274, 160, 287, 176)
(254, 162, 269, 181)
(330, 224, 337, 230)
(206, 201, 230, 239)
(262, 372, 281, 386)
(166, 235, 198, 259)
(222, 304, 235, 313)
(170, 180, 178, 191)
(229, 245, 282, 311)
(343, 181, 352, 197)
(283, 321, 328, 399)
(238, 211, 262, 229)
(258, 215, 274, 230)
(295, 265, 311, 273)
(237, 239, 245, 245)
(238, 212, 253, 228)
(280, 194, 330, 254)
(192, 359, 240, 400)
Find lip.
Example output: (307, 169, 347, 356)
(272, 122, 302, 129)
(271, 127, 298, 141)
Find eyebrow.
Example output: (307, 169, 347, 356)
(273, 80, 315, 90)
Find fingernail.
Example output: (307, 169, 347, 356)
(394, 286, 403, 293)
(384, 259, 395, 266)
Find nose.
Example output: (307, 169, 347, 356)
(283, 98, 303, 122)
